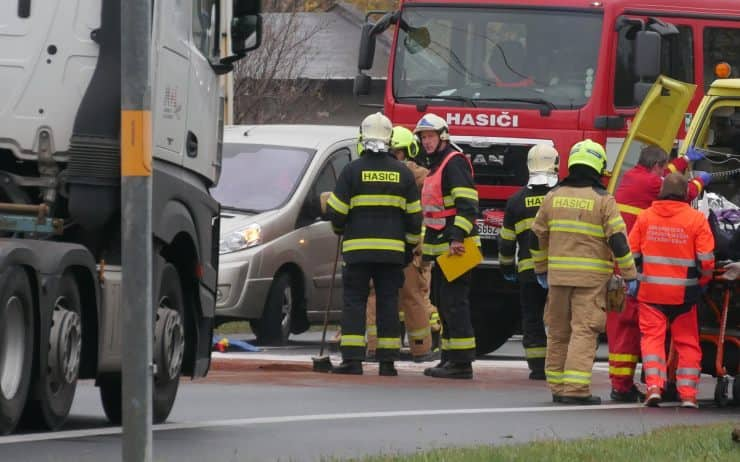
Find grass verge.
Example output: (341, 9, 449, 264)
(351, 422, 738, 462)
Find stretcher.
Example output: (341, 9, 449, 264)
(666, 261, 739, 406)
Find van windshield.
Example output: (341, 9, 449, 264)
(212, 143, 314, 212)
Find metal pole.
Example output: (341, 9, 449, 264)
(121, 0, 153, 460)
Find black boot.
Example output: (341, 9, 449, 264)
(560, 395, 602, 405)
(610, 385, 645, 402)
(527, 357, 546, 380)
(426, 361, 473, 379)
(529, 369, 546, 380)
(379, 361, 398, 377)
(424, 351, 448, 375)
(332, 360, 363, 375)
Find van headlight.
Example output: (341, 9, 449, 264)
(220, 223, 262, 254)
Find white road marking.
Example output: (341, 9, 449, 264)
(0, 403, 644, 445)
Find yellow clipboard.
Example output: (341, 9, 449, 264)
(436, 237, 483, 282)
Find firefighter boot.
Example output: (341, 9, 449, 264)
(332, 360, 363, 375)
(426, 361, 473, 380)
(560, 395, 602, 405)
(424, 351, 448, 376)
(379, 361, 398, 377)
(528, 358, 546, 380)
(610, 385, 645, 402)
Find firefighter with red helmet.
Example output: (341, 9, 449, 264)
(628, 173, 714, 408)
(415, 113, 480, 379)
(499, 144, 560, 380)
(608, 145, 710, 402)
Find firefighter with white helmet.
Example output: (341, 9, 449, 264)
(415, 113, 480, 379)
(499, 144, 559, 380)
(326, 112, 422, 375)
(531, 139, 637, 404)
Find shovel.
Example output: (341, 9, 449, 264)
(312, 236, 341, 372)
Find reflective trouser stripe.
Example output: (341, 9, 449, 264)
(441, 337, 476, 350)
(562, 370, 592, 385)
(643, 355, 665, 364)
(546, 370, 564, 384)
(676, 368, 701, 376)
(676, 379, 698, 388)
(609, 353, 639, 362)
(644, 367, 667, 380)
(609, 366, 635, 376)
(525, 347, 547, 359)
(340, 335, 366, 347)
(377, 337, 401, 349)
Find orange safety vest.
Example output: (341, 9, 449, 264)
(421, 151, 472, 230)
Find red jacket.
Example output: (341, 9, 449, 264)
(615, 157, 704, 232)
(628, 200, 715, 306)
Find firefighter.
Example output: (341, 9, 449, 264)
(531, 139, 637, 404)
(366, 126, 442, 361)
(608, 145, 711, 402)
(499, 144, 559, 380)
(326, 112, 422, 376)
(628, 173, 714, 408)
(415, 113, 480, 379)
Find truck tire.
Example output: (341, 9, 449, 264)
(471, 291, 520, 356)
(0, 267, 35, 435)
(254, 273, 294, 345)
(98, 263, 185, 425)
(22, 273, 82, 430)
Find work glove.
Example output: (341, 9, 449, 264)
(502, 270, 517, 283)
(685, 147, 705, 162)
(536, 273, 548, 289)
(625, 279, 638, 298)
(694, 171, 712, 187)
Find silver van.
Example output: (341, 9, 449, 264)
(213, 125, 358, 344)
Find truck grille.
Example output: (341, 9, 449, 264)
(457, 143, 531, 187)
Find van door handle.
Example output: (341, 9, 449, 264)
(18, 0, 31, 17)
(186, 132, 198, 158)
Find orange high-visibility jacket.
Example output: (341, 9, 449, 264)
(628, 200, 715, 305)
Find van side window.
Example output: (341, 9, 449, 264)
(330, 148, 352, 174)
(313, 162, 337, 197)
(704, 27, 740, 91)
(614, 24, 693, 108)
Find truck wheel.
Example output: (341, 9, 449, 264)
(255, 273, 294, 345)
(471, 292, 519, 355)
(153, 263, 185, 424)
(0, 267, 35, 435)
(22, 273, 82, 430)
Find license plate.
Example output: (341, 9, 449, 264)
(476, 219, 499, 239)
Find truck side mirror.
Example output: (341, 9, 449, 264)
(232, 14, 262, 55)
(358, 23, 377, 71)
(354, 73, 371, 96)
(234, 0, 260, 16)
(634, 30, 661, 81)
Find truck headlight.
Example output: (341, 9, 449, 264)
(220, 223, 262, 254)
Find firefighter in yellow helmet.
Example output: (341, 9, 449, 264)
(499, 144, 559, 380)
(366, 126, 441, 362)
(530, 139, 637, 404)
(326, 113, 422, 376)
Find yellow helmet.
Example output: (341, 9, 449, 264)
(390, 126, 420, 158)
(413, 113, 450, 140)
(568, 139, 607, 175)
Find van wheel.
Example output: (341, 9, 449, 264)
(22, 273, 82, 430)
(0, 267, 34, 436)
(256, 273, 294, 345)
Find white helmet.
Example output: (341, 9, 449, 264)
(527, 144, 559, 186)
(360, 112, 393, 152)
(413, 113, 450, 140)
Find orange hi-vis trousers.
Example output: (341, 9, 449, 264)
(638, 302, 701, 399)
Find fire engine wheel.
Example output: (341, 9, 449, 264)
(22, 273, 82, 430)
(152, 263, 185, 424)
(0, 267, 34, 436)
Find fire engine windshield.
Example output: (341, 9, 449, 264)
(393, 7, 603, 110)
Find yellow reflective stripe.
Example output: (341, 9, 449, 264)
(406, 233, 421, 245)
(407, 327, 431, 339)
(546, 370, 563, 384)
(514, 218, 534, 235)
(430, 312, 440, 322)
(350, 194, 406, 209)
(406, 200, 421, 214)
(343, 238, 405, 253)
(617, 203, 644, 216)
(666, 163, 678, 173)
(327, 193, 349, 215)
(451, 187, 478, 201)
(447, 337, 476, 350)
(609, 353, 639, 363)
(443, 195, 455, 207)
(500, 227, 516, 241)
(517, 258, 535, 272)
(607, 216, 626, 232)
(499, 254, 515, 265)
(440, 338, 449, 351)
(530, 248, 547, 262)
(548, 219, 605, 237)
(562, 369, 592, 384)
(548, 256, 613, 273)
(423, 242, 450, 255)
(366, 325, 377, 336)
(340, 334, 366, 347)
(454, 215, 474, 233)
(609, 366, 635, 376)
(377, 337, 401, 349)
(525, 347, 546, 359)
(691, 179, 704, 192)
(616, 252, 634, 269)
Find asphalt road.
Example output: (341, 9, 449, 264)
(1, 334, 737, 462)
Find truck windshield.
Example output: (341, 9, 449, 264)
(212, 143, 313, 212)
(393, 7, 603, 110)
